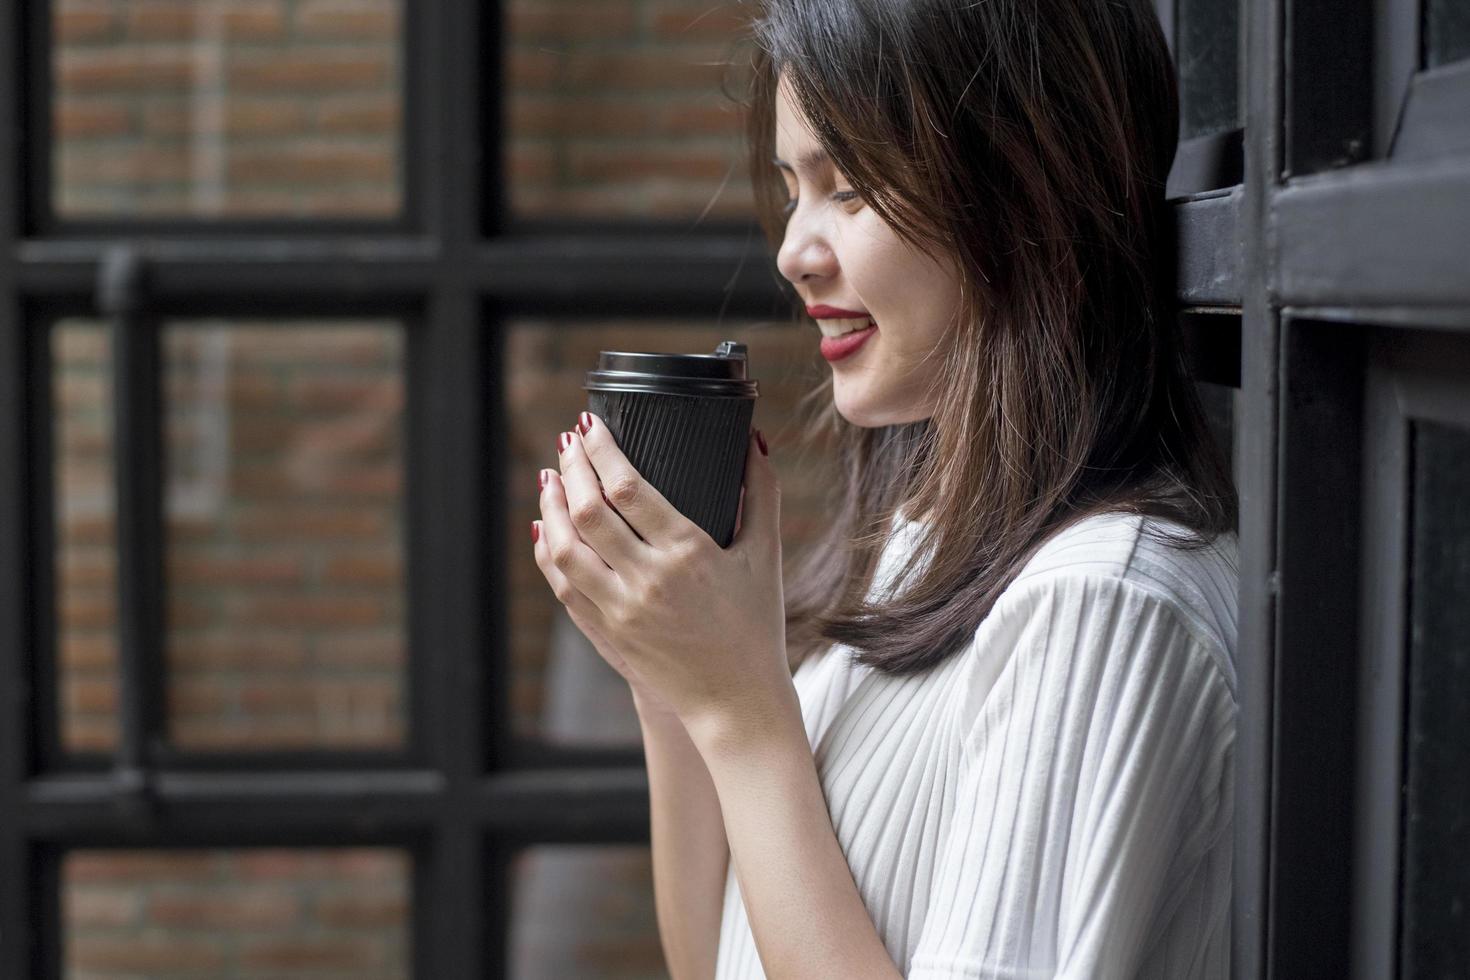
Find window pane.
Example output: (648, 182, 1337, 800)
(1425, 0, 1470, 68)
(54, 322, 120, 753)
(1400, 419, 1470, 978)
(509, 845, 663, 978)
(53, 0, 404, 219)
(506, 320, 838, 747)
(164, 321, 407, 751)
(506, 0, 753, 220)
(63, 848, 410, 979)
(1177, 0, 1241, 139)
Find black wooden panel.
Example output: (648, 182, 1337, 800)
(1400, 418, 1470, 979)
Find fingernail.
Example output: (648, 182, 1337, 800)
(577, 412, 593, 435)
(558, 431, 572, 453)
(538, 468, 552, 491)
(530, 520, 540, 543)
(756, 429, 768, 457)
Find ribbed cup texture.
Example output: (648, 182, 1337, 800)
(589, 391, 754, 548)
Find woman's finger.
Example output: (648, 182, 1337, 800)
(573, 413, 697, 552)
(538, 468, 622, 616)
(557, 428, 649, 574)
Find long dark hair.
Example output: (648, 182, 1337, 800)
(730, 0, 1238, 677)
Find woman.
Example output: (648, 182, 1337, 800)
(532, 0, 1239, 976)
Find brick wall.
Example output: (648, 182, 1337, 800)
(54, 0, 752, 221)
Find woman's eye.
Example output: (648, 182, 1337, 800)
(781, 190, 860, 216)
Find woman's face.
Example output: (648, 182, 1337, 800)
(773, 73, 963, 427)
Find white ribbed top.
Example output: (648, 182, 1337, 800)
(714, 511, 1239, 979)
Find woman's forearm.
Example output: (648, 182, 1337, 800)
(638, 694, 730, 980)
(687, 691, 902, 980)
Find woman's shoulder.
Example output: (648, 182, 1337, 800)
(998, 511, 1239, 678)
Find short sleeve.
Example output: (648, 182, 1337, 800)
(907, 575, 1236, 979)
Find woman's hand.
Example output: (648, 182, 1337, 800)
(531, 413, 792, 738)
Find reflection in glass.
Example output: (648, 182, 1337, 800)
(52, 0, 403, 219)
(62, 848, 411, 980)
(163, 321, 407, 751)
(54, 322, 120, 753)
(1425, 0, 1470, 68)
(1177, 0, 1241, 140)
(506, 0, 753, 220)
(1400, 420, 1470, 977)
(509, 845, 664, 979)
(505, 320, 837, 747)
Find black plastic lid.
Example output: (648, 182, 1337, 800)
(583, 339, 759, 398)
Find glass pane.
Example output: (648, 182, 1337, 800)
(506, 320, 839, 746)
(1177, 0, 1241, 139)
(164, 321, 407, 751)
(54, 322, 120, 753)
(53, 0, 404, 219)
(1400, 419, 1470, 978)
(506, 0, 753, 220)
(63, 847, 410, 979)
(1426, 0, 1470, 68)
(509, 845, 664, 978)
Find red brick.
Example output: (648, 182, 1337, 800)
(56, 4, 117, 43)
(68, 936, 227, 974)
(315, 632, 404, 667)
(227, 142, 395, 183)
(316, 93, 401, 134)
(167, 553, 307, 586)
(662, 100, 746, 136)
(58, 145, 195, 186)
(55, 100, 134, 138)
(228, 51, 392, 92)
(510, 95, 658, 138)
(65, 887, 141, 928)
(229, 594, 388, 628)
(168, 632, 310, 669)
(60, 634, 117, 670)
(295, 0, 400, 41)
(568, 145, 737, 182)
(315, 891, 408, 927)
(507, 48, 562, 89)
(231, 504, 390, 541)
(650, 2, 752, 39)
(225, 327, 400, 366)
(286, 375, 403, 411)
(60, 594, 115, 631)
(239, 936, 387, 971)
(65, 851, 220, 883)
(322, 551, 401, 585)
(508, 0, 638, 39)
(63, 718, 119, 752)
(126, 1, 287, 41)
(563, 48, 733, 90)
(58, 50, 203, 93)
(148, 888, 300, 929)
(143, 98, 311, 138)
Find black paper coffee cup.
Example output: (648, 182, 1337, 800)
(583, 340, 759, 549)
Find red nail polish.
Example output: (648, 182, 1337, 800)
(756, 429, 769, 457)
(558, 431, 572, 453)
(538, 469, 549, 491)
(530, 520, 540, 543)
(578, 412, 593, 435)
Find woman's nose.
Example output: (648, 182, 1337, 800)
(776, 216, 839, 286)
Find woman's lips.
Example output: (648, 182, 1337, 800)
(820, 324, 877, 362)
(806, 304, 870, 319)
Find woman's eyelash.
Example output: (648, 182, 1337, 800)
(781, 190, 860, 214)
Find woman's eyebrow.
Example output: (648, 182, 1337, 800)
(771, 148, 830, 174)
